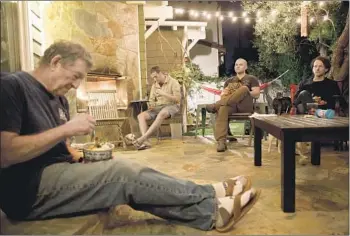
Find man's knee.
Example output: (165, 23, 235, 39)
(137, 111, 150, 121)
(103, 159, 143, 180)
(299, 90, 312, 97)
(157, 109, 170, 120)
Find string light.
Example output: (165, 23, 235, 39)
(271, 9, 278, 16)
(175, 8, 184, 14)
(172, 7, 334, 26)
(256, 10, 261, 17)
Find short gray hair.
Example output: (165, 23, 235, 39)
(39, 40, 93, 68)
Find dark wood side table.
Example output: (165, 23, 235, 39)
(129, 100, 149, 119)
(252, 115, 349, 212)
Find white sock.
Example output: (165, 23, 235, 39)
(212, 176, 246, 198)
(215, 188, 255, 228)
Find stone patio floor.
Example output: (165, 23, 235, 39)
(1, 136, 349, 235)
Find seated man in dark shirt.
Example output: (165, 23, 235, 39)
(206, 58, 260, 152)
(0, 41, 260, 232)
(294, 56, 342, 114)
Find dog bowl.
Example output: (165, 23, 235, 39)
(83, 142, 114, 162)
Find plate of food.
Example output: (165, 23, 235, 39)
(82, 138, 114, 162)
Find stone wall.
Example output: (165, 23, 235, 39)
(42, 1, 140, 144)
(42, 1, 140, 99)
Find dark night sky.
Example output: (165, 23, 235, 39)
(219, 1, 258, 76)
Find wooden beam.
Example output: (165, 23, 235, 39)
(144, 5, 173, 19)
(187, 38, 199, 52)
(125, 1, 146, 4)
(145, 17, 165, 39)
(145, 20, 207, 27)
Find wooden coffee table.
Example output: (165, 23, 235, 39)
(252, 115, 349, 212)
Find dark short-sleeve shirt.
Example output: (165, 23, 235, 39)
(224, 74, 259, 91)
(0, 72, 73, 219)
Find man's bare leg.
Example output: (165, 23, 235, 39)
(137, 111, 151, 136)
(137, 109, 170, 144)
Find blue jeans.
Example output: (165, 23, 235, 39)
(26, 158, 217, 231)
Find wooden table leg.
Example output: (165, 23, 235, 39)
(254, 126, 262, 166)
(201, 108, 206, 137)
(281, 137, 296, 212)
(311, 142, 321, 165)
(195, 107, 200, 138)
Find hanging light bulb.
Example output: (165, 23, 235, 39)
(323, 15, 329, 21)
(296, 17, 301, 23)
(257, 17, 263, 23)
(232, 17, 237, 22)
(207, 14, 212, 19)
(215, 11, 220, 17)
(242, 11, 247, 17)
(193, 11, 199, 18)
(319, 1, 325, 7)
(219, 15, 224, 21)
(175, 8, 184, 14)
(244, 18, 251, 24)
(256, 10, 261, 17)
(202, 11, 207, 16)
(228, 12, 233, 17)
(271, 9, 278, 16)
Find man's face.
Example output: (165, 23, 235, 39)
(312, 60, 327, 77)
(49, 58, 89, 96)
(234, 59, 247, 74)
(150, 71, 165, 84)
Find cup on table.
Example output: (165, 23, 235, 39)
(306, 103, 318, 115)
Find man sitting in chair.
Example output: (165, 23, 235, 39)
(206, 58, 260, 152)
(132, 66, 181, 150)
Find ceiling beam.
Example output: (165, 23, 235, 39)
(145, 21, 207, 27)
(145, 17, 166, 39)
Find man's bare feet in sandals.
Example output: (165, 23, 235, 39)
(132, 138, 152, 150)
(215, 188, 261, 232)
(211, 176, 252, 198)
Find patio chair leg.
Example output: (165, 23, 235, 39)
(248, 120, 254, 146)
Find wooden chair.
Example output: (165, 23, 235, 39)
(197, 99, 268, 146)
(86, 90, 128, 148)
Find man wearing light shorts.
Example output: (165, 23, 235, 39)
(132, 66, 181, 150)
